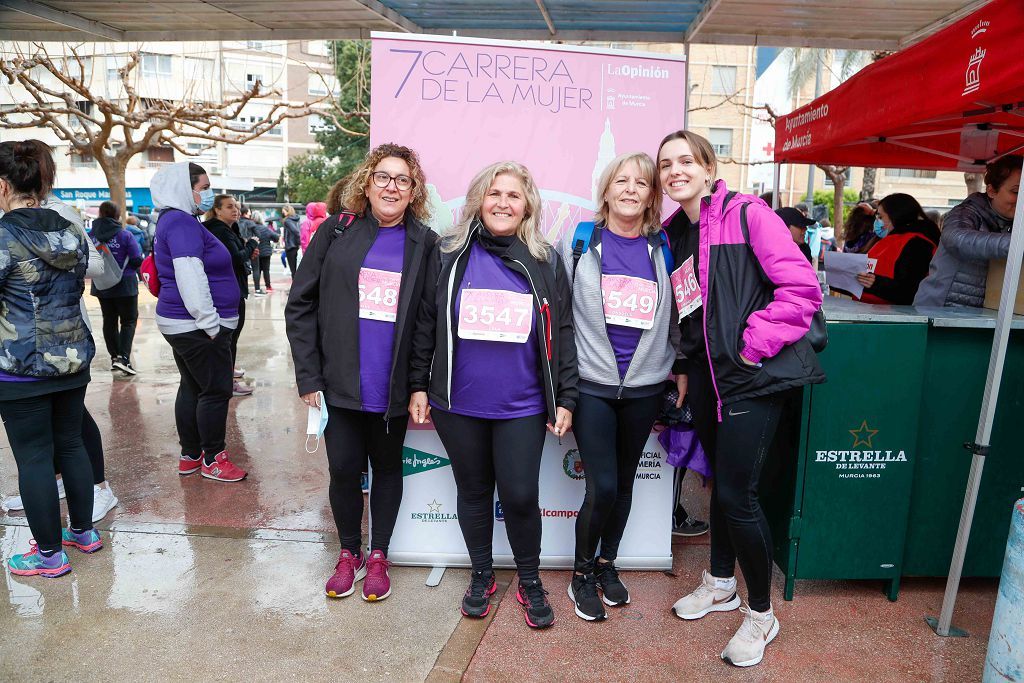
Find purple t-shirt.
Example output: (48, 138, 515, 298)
(444, 243, 545, 419)
(155, 210, 240, 320)
(601, 230, 655, 378)
(359, 225, 405, 412)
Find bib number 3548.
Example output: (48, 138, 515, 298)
(671, 256, 702, 321)
(358, 267, 402, 322)
(458, 288, 533, 343)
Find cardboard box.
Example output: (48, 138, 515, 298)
(984, 258, 1024, 315)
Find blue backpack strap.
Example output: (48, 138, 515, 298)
(659, 228, 674, 274)
(570, 221, 596, 279)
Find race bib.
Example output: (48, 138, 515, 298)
(601, 274, 657, 330)
(671, 256, 702, 321)
(358, 268, 402, 322)
(458, 288, 533, 343)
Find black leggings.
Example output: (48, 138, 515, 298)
(286, 248, 298, 277)
(164, 328, 234, 459)
(572, 391, 661, 573)
(323, 406, 408, 555)
(55, 408, 104, 484)
(230, 297, 246, 367)
(432, 409, 547, 582)
(0, 386, 93, 552)
(689, 364, 784, 612)
(258, 256, 272, 289)
(98, 295, 138, 361)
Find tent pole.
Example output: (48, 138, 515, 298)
(683, 42, 690, 131)
(929, 156, 1024, 637)
(773, 163, 781, 209)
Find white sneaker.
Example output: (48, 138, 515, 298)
(92, 484, 119, 522)
(721, 605, 780, 668)
(2, 477, 66, 512)
(671, 570, 741, 620)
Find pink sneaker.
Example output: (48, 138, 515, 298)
(326, 549, 365, 598)
(362, 549, 392, 602)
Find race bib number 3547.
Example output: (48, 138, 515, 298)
(358, 268, 402, 321)
(671, 256, 702, 321)
(458, 288, 533, 343)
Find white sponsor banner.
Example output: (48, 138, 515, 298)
(385, 426, 673, 570)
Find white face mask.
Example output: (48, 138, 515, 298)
(305, 391, 328, 453)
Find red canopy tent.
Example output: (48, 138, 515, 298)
(773, 0, 1024, 640)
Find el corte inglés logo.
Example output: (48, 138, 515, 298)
(562, 449, 585, 480)
(815, 420, 908, 479)
(402, 447, 450, 477)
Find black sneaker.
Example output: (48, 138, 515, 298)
(672, 516, 710, 537)
(595, 562, 630, 606)
(112, 357, 137, 376)
(516, 579, 555, 629)
(568, 573, 606, 621)
(461, 570, 496, 618)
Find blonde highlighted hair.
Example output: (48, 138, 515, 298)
(594, 152, 662, 235)
(442, 161, 550, 262)
(335, 143, 431, 223)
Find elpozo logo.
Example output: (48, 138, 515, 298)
(563, 449, 585, 480)
(411, 499, 458, 523)
(815, 420, 907, 479)
(402, 447, 450, 477)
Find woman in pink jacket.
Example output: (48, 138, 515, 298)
(659, 131, 824, 668)
(300, 202, 328, 253)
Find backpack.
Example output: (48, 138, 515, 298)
(570, 221, 674, 279)
(91, 241, 130, 291)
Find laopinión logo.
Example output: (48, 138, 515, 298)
(410, 499, 458, 523)
(562, 449, 585, 480)
(814, 420, 908, 479)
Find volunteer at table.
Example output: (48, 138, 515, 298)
(855, 193, 939, 305)
(408, 161, 578, 630)
(286, 143, 437, 603)
(659, 130, 824, 668)
(558, 152, 682, 622)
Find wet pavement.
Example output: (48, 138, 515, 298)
(0, 262, 999, 681)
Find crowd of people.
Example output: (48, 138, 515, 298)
(0, 132, 1018, 669)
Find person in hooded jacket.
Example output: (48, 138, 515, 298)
(90, 201, 144, 375)
(151, 162, 245, 483)
(855, 193, 940, 305)
(658, 131, 824, 668)
(238, 205, 263, 296)
(914, 155, 1021, 308)
(0, 140, 100, 579)
(252, 212, 279, 292)
(300, 201, 327, 253)
(281, 204, 301, 276)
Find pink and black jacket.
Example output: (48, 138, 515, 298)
(665, 180, 825, 418)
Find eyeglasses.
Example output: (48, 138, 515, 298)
(371, 172, 414, 191)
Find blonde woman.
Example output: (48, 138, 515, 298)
(285, 143, 437, 602)
(408, 161, 578, 629)
(281, 204, 301, 276)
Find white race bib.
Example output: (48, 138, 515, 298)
(671, 256, 702, 321)
(358, 268, 402, 322)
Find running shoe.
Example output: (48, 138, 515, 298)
(61, 527, 103, 553)
(92, 484, 119, 522)
(266, 286, 274, 293)
(178, 454, 202, 476)
(516, 579, 555, 629)
(326, 549, 366, 598)
(721, 605, 779, 668)
(8, 543, 71, 578)
(362, 549, 391, 601)
(112, 356, 137, 375)
(201, 451, 247, 482)
(2, 477, 65, 512)
(672, 504, 709, 537)
(568, 573, 606, 621)
(595, 561, 630, 606)
(232, 381, 254, 397)
(461, 570, 497, 617)
(233, 367, 246, 379)
(671, 570, 741, 620)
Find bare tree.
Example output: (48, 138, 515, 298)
(0, 43, 328, 214)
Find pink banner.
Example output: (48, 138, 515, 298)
(370, 35, 687, 244)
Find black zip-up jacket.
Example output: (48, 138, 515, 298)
(255, 223, 280, 257)
(283, 216, 302, 250)
(285, 211, 438, 418)
(409, 223, 578, 422)
(204, 218, 254, 298)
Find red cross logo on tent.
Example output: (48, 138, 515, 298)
(762, 142, 775, 156)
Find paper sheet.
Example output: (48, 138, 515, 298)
(824, 252, 871, 298)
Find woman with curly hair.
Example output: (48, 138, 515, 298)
(285, 143, 437, 602)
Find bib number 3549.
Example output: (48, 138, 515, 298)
(601, 274, 657, 329)
(358, 267, 402, 322)
(458, 288, 533, 343)
(671, 256, 702, 321)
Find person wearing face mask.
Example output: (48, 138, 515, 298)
(203, 194, 257, 396)
(914, 155, 1022, 308)
(841, 205, 878, 254)
(658, 131, 824, 668)
(151, 162, 245, 483)
(0, 140, 100, 578)
(855, 193, 940, 305)
(555, 152, 682, 622)
(286, 143, 437, 602)
(409, 161, 578, 630)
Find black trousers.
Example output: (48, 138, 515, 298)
(163, 328, 234, 458)
(572, 391, 661, 573)
(230, 297, 246, 367)
(97, 295, 139, 361)
(55, 408, 104, 484)
(323, 406, 408, 555)
(0, 386, 93, 552)
(258, 255, 272, 289)
(432, 409, 547, 582)
(250, 256, 261, 291)
(689, 363, 784, 612)
(285, 248, 298, 276)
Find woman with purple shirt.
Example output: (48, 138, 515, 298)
(90, 200, 144, 375)
(151, 162, 246, 483)
(286, 143, 438, 602)
(409, 161, 578, 630)
(558, 152, 684, 622)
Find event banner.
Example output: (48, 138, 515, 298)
(370, 33, 687, 244)
(385, 427, 673, 570)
